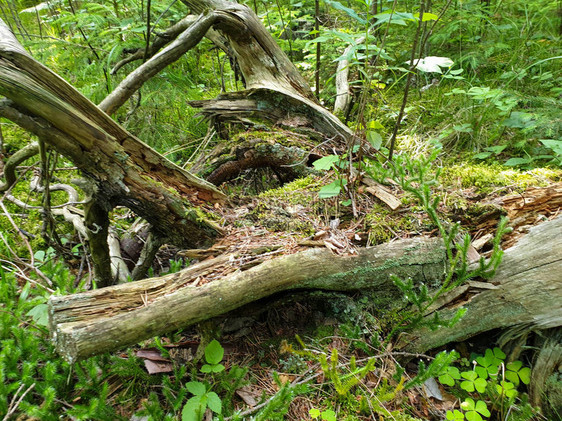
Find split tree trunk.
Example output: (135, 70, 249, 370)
(49, 216, 562, 366)
(399, 215, 562, 354)
(49, 237, 446, 362)
(0, 21, 225, 251)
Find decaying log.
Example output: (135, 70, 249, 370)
(49, 237, 446, 362)
(192, 132, 319, 185)
(401, 215, 562, 353)
(190, 88, 354, 144)
(333, 37, 364, 116)
(0, 20, 225, 250)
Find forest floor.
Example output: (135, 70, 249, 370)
(115, 160, 561, 420)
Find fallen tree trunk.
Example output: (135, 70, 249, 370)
(49, 236, 446, 362)
(400, 215, 562, 353)
(49, 215, 562, 363)
(0, 21, 225, 250)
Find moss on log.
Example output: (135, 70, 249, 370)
(49, 237, 446, 362)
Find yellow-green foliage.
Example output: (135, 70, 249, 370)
(259, 175, 317, 200)
(440, 163, 561, 194)
(365, 203, 419, 245)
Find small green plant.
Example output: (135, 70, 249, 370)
(181, 339, 225, 421)
(309, 407, 337, 421)
(366, 149, 509, 341)
(312, 153, 349, 199)
(438, 347, 534, 421)
(181, 381, 222, 421)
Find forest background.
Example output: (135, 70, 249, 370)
(0, 0, 561, 419)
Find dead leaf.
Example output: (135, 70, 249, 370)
(236, 386, 260, 407)
(143, 359, 173, 374)
(136, 348, 173, 374)
(423, 377, 443, 401)
(136, 349, 169, 361)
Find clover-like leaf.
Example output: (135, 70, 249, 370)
(461, 398, 490, 421)
(505, 360, 531, 386)
(439, 366, 461, 387)
(446, 409, 465, 420)
(496, 380, 518, 399)
(309, 408, 321, 419)
(321, 410, 337, 421)
(474, 400, 490, 417)
(475, 348, 504, 379)
(460, 371, 487, 393)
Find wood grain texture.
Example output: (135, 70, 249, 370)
(401, 215, 562, 353)
(49, 237, 446, 361)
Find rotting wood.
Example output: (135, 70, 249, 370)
(49, 237, 446, 362)
(400, 215, 562, 353)
(334, 36, 364, 116)
(190, 88, 355, 145)
(0, 21, 225, 250)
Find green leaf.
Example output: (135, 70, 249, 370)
(505, 360, 530, 386)
(319, 180, 343, 198)
(211, 363, 225, 373)
(474, 400, 490, 417)
(496, 381, 518, 398)
(518, 366, 531, 384)
(26, 303, 49, 326)
(461, 371, 478, 381)
(461, 398, 476, 411)
(474, 377, 487, 393)
(460, 380, 475, 392)
(446, 410, 465, 421)
(474, 365, 489, 380)
(309, 408, 321, 418)
(325, 0, 366, 24)
(206, 392, 222, 414)
(366, 130, 382, 150)
(504, 157, 532, 166)
(373, 11, 416, 26)
(453, 123, 473, 133)
(473, 152, 492, 160)
(486, 145, 507, 155)
(439, 366, 460, 386)
(465, 412, 483, 421)
(205, 340, 224, 365)
(313, 155, 339, 170)
(182, 395, 206, 421)
(421, 12, 439, 21)
(502, 111, 535, 129)
(367, 120, 384, 130)
(322, 410, 337, 421)
(186, 381, 206, 396)
(540, 139, 562, 156)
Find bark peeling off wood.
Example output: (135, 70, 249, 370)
(401, 215, 562, 354)
(49, 237, 446, 361)
(0, 21, 226, 248)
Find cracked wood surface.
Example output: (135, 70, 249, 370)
(0, 20, 225, 247)
(49, 237, 446, 361)
(401, 215, 562, 353)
